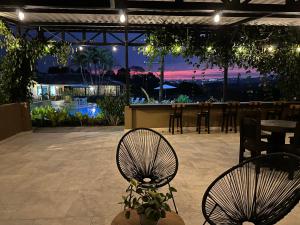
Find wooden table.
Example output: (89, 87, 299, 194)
(111, 210, 185, 225)
(261, 120, 297, 152)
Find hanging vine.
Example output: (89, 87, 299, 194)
(0, 20, 71, 104)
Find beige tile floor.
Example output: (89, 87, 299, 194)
(0, 127, 299, 225)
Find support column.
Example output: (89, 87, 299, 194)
(16, 22, 22, 37)
(125, 24, 130, 105)
(223, 65, 228, 102)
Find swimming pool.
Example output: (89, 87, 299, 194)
(68, 103, 101, 118)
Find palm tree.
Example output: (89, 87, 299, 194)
(72, 49, 88, 84)
(85, 47, 114, 95)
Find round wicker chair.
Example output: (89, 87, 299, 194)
(202, 153, 300, 225)
(116, 128, 179, 212)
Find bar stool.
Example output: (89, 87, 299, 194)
(266, 101, 285, 120)
(169, 103, 185, 135)
(221, 101, 239, 133)
(196, 102, 211, 134)
(288, 104, 300, 121)
(248, 101, 262, 110)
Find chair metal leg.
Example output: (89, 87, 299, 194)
(172, 117, 175, 135)
(221, 114, 225, 132)
(225, 115, 229, 133)
(207, 114, 210, 134)
(168, 182, 178, 214)
(234, 115, 237, 133)
(199, 116, 202, 134)
(180, 116, 183, 134)
(196, 115, 199, 132)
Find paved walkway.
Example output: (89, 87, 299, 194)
(0, 127, 299, 225)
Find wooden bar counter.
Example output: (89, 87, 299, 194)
(125, 102, 299, 130)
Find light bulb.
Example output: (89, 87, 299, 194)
(213, 13, 221, 23)
(17, 9, 25, 21)
(207, 46, 213, 52)
(120, 13, 126, 23)
(112, 46, 118, 52)
(79, 46, 84, 51)
(296, 46, 300, 53)
(267, 45, 275, 53)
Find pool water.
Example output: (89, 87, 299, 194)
(68, 103, 101, 118)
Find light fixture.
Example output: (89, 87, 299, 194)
(296, 46, 300, 53)
(120, 11, 126, 23)
(17, 9, 25, 21)
(78, 46, 84, 51)
(112, 46, 118, 52)
(267, 45, 275, 53)
(213, 12, 221, 23)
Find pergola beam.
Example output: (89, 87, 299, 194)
(0, 0, 111, 9)
(0, 1, 299, 15)
(126, 1, 300, 13)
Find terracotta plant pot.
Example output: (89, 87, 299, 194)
(139, 214, 158, 225)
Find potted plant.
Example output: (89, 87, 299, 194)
(120, 179, 176, 225)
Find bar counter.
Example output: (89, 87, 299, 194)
(125, 102, 299, 129)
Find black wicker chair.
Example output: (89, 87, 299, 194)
(116, 128, 179, 213)
(202, 153, 300, 225)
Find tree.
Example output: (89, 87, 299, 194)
(73, 47, 114, 95)
(235, 26, 300, 100)
(140, 29, 182, 102)
(72, 49, 88, 84)
(182, 27, 243, 101)
(0, 20, 70, 104)
(143, 25, 300, 101)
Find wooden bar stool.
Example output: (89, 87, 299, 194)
(196, 102, 211, 134)
(221, 101, 239, 133)
(266, 101, 285, 120)
(288, 104, 300, 121)
(169, 103, 185, 135)
(248, 101, 263, 110)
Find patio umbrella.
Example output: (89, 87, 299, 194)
(154, 84, 177, 90)
(154, 84, 177, 99)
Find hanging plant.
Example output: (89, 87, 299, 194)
(0, 20, 71, 104)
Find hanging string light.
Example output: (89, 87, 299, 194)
(120, 10, 126, 23)
(213, 12, 221, 23)
(112, 46, 118, 52)
(16, 9, 25, 21)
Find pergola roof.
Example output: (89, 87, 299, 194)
(0, 0, 300, 31)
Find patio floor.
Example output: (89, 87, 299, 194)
(0, 127, 299, 225)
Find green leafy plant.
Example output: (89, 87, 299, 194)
(0, 20, 71, 104)
(120, 179, 175, 223)
(176, 95, 191, 103)
(97, 95, 126, 125)
(31, 106, 48, 126)
(74, 112, 89, 126)
(44, 106, 59, 126)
